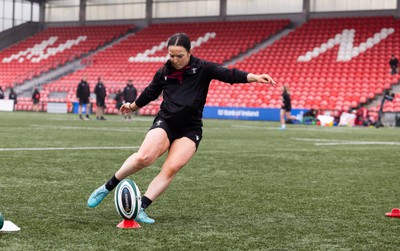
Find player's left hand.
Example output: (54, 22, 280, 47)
(248, 73, 276, 86)
(258, 74, 276, 86)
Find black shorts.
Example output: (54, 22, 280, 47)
(282, 105, 291, 112)
(149, 117, 202, 150)
(79, 98, 90, 105)
(96, 99, 106, 107)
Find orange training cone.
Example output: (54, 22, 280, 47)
(385, 208, 400, 218)
(116, 219, 141, 228)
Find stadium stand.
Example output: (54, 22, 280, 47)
(5, 16, 400, 118)
(229, 16, 400, 114)
(41, 19, 290, 114)
(0, 24, 134, 90)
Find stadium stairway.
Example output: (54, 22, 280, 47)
(366, 80, 400, 121)
(226, 28, 295, 67)
(13, 57, 84, 98)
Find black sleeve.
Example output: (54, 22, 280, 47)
(205, 61, 248, 84)
(135, 70, 163, 108)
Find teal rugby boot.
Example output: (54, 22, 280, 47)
(135, 208, 155, 224)
(87, 184, 109, 208)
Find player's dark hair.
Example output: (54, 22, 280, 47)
(167, 33, 191, 52)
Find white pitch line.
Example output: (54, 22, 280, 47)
(30, 125, 136, 132)
(232, 125, 313, 130)
(0, 146, 140, 152)
(292, 138, 341, 142)
(231, 125, 345, 131)
(292, 138, 400, 146)
(315, 142, 400, 146)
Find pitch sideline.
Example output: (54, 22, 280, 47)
(292, 138, 400, 146)
(0, 146, 140, 151)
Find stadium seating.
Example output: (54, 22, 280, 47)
(10, 16, 400, 116)
(224, 16, 400, 113)
(0, 24, 134, 89)
(41, 19, 290, 114)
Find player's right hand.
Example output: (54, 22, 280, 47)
(120, 103, 132, 114)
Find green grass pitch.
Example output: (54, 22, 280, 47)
(1, 111, 400, 250)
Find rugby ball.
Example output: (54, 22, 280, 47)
(114, 179, 141, 220)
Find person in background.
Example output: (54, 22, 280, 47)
(32, 88, 41, 112)
(114, 89, 124, 116)
(122, 79, 137, 120)
(87, 33, 276, 224)
(389, 54, 399, 75)
(76, 76, 91, 120)
(0, 87, 4, 99)
(355, 106, 373, 126)
(94, 77, 107, 120)
(303, 108, 317, 125)
(279, 84, 297, 129)
(9, 88, 17, 110)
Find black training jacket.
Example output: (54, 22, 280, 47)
(94, 82, 107, 100)
(135, 56, 249, 130)
(76, 81, 90, 99)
